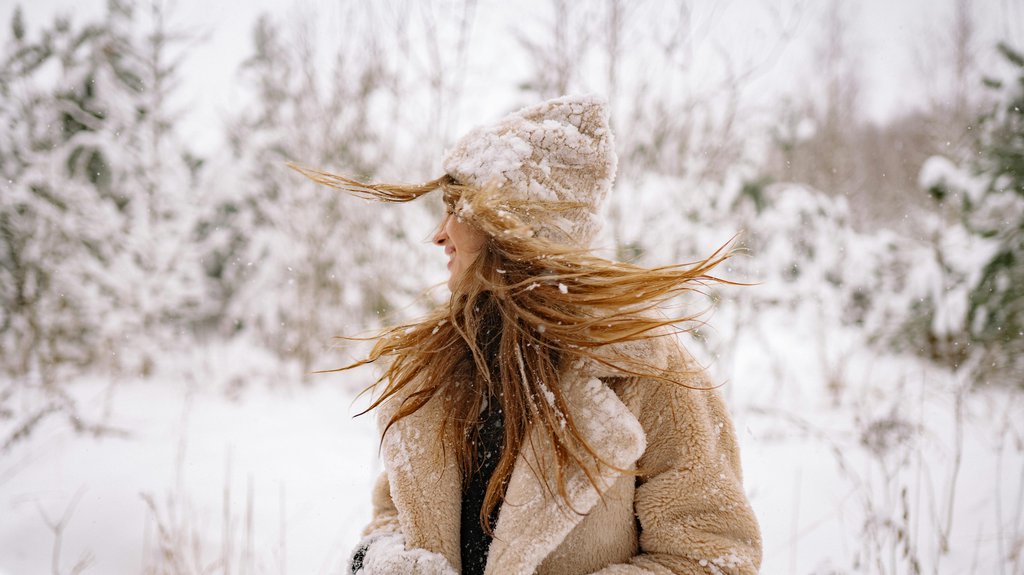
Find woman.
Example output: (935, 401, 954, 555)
(292, 95, 761, 575)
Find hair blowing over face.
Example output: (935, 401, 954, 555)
(291, 163, 738, 535)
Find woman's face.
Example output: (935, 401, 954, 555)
(433, 211, 486, 291)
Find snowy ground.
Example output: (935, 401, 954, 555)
(1, 313, 1021, 575)
(0, 340, 382, 575)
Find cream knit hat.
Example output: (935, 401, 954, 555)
(442, 94, 617, 247)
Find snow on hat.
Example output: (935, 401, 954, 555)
(442, 94, 617, 247)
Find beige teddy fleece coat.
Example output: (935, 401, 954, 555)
(360, 335, 762, 575)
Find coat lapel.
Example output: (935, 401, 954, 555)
(484, 359, 648, 575)
(377, 338, 667, 575)
(378, 388, 463, 571)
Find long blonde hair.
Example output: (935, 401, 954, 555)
(291, 163, 736, 533)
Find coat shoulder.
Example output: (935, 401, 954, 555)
(598, 336, 764, 573)
(592, 332, 717, 406)
(596, 334, 744, 481)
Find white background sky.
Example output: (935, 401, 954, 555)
(6, 0, 1022, 158)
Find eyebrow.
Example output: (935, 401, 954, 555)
(442, 188, 460, 210)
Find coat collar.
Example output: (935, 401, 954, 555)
(483, 362, 647, 575)
(378, 339, 662, 575)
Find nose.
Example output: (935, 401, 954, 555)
(433, 215, 450, 246)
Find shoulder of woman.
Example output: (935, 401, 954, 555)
(588, 333, 721, 410)
(582, 328, 698, 380)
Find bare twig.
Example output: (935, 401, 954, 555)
(36, 487, 93, 575)
(789, 467, 801, 575)
(938, 377, 966, 556)
(243, 474, 255, 575)
(279, 481, 287, 575)
(223, 447, 233, 575)
(1, 404, 61, 454)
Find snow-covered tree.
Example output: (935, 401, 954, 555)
(0, 0, 206, 383)
(964, 43, 1024, 384)
(0, 7, 124, 382)
(918, 42, 1024, 386)
(98, 0, 208, 375)
(201, 11, 440, 376)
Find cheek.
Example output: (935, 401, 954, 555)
(449, 218, 485, 254)
(466, 230, 485, 254)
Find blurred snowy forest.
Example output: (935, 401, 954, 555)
(1, 0, 1023, 574)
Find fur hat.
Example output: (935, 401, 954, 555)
(442, 94, 617, 247)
